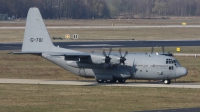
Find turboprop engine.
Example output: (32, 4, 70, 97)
(81, 48, 128, 68)
(82, 54, 120, 65)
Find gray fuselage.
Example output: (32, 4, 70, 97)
(42, 53, 187, 81)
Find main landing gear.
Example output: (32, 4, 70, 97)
(96, 79, 104, 83)
(96, 79, 126, 83)
(163, 79, 171, 84)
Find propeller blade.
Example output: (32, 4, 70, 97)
(119, 48, 122, 57)
(103, 48, 112, 64)
(122, 61, 125, 65)
(108, 48, 112, 56)
(118, 49, 128, 65)
(124, 50, 128, 58)
(103, 49, 107, 56)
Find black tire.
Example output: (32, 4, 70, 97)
(164, 79, 171, 84)
(96, 79, 104, 83)
(106, 79, 117, 83)
(168, 79, 171, 84)
(118, 79, 126, 83)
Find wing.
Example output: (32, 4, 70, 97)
(12, 51, 91, 57)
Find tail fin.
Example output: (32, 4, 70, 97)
(22, 7, 54, 52)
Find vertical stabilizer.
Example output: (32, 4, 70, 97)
(22, 7, 54, 52)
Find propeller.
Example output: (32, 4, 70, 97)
(103, 48, 129, 69)
(119, 48, 128, 65)
(103, 48, 112, 68)
(103, 48, 112, 63)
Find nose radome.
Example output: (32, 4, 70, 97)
(176, 67, 188, 77)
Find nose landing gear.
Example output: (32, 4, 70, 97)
(163, 79, 171, 84)
(96, 79, 104, 83)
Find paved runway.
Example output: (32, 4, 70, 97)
(0, 79, 200, 88)
(1, 25, 200, 29)
(138, 107, 200, 112)
(1, 40, 200, 50)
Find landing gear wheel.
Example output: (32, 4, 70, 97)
(96, 79, 104, 83)
(106, 79, 117, 83)
(164, 79, 171, 84)
(118, 79, 126, 83)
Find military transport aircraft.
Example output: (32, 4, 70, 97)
(13, 7, 188, 84)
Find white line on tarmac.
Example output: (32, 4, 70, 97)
(0, 79, 200, 88)
(69, 44, 122, 47)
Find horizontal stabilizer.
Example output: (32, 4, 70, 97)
(12, 52, 42, 55)
(12, 52, 91, 57)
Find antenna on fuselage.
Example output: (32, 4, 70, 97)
(162, 46, 165, 54)
(161, 46, 173, 56)
(151, 47, 154, 54)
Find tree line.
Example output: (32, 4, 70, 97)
(0, 0, 200, 19)
(107, 0, 200, 18)
(0, 0, 110, 19)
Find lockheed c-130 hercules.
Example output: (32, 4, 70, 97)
(13, 7, 188, 84)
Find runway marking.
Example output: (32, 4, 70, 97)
(0, 79, 200, 88)
(1, 25, 200, 29)
(69, 44, 122, 47)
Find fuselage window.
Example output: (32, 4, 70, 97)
(140, 70, 142, 72)
(146, 70, 148, 72)
(169, 66, 174, 70)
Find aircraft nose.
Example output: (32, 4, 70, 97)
(176, 67, 188, 77)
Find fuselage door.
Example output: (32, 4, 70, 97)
(168, 66, 176, 78)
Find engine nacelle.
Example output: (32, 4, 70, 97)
(109, 55, 120, 65)
(82, 55, 105, 64)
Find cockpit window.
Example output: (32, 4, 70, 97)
(166, 59, 173, 64)
(173, 60, 181, 67)
(166, 59, 181, 66)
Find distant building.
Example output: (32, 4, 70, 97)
(0, 14, 8, 20)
